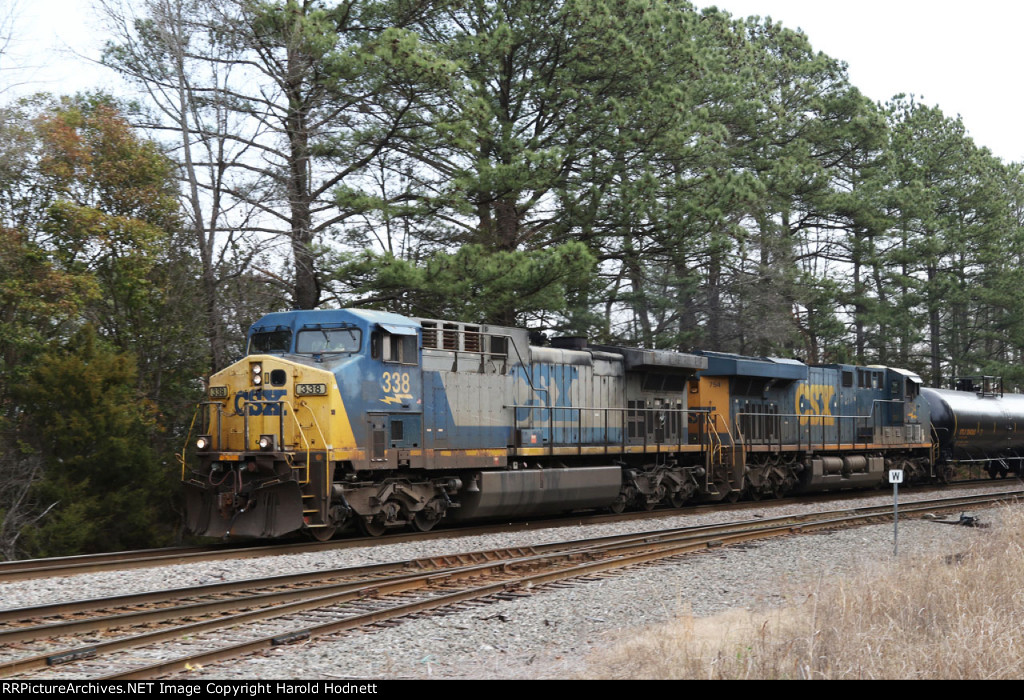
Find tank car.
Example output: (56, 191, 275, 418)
(922, 377, 1024, 478)
(181, 309, 941, 540)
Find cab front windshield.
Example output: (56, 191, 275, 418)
(249, 330, 292, 354)
(296, 327, 361, 355)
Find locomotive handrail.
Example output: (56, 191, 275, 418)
(732, 410, 875, 452)
(505, 403, 713, 412)
(295, 400, 330, 450)
(706, 415, 723, 489)
(251, 398, 329, 486)
(732, 402, 925, 455)
(225, 398, 331, 487)
(510, 338, 550, 405)
(241, 400, 286, 451)
(708, 411, 743, 495)
(195, 401, 226, 452)
(505, 403, 712, 457)
(284, 399, 331, 488)
(283, 400, 311, 485)
(179, 405, 202, 481)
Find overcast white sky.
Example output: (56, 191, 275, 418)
(702, 1, 1024, 162)
(4, 0, 1022, 162)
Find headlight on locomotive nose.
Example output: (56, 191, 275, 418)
(258, 434, 277, 451)
(250, 362, 263, 386)
(196, 435, 212, 451)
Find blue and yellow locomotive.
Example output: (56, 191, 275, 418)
(183, 308, 995, 540)
(688, 352, 936, 498)
(186, 308, 708, 538)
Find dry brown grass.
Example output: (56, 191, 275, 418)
(580, 506, 1024, 679)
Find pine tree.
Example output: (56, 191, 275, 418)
(15, 327, 172, 556)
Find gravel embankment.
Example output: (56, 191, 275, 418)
(2, 484, 1020, 679)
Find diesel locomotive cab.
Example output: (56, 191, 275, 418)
(184, 310, 407, 539)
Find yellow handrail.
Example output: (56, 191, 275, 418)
(706, 411, 744, 494)
(182, 397, 331, 490)
(281, 399, 331, 487)
(179, 405, 201, 481)
(706, 413, 723, 490)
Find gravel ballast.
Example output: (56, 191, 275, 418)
(1, 484, 1019, 680)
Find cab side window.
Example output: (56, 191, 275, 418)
(372, 331, 418, 364)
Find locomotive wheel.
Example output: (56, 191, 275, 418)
(768, 472, 788, 499)
(664, 487, 688, 508)
(357, 516, 387, 537)
(309, 526, 337, 542)
(412, 511, 440, 532)
(608, 496, 627, 514)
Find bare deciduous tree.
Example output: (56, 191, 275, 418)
(102, 0, 446, 328)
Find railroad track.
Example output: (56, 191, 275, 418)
(2, 479, 1015, 582)
(0, 489, 1018, 680)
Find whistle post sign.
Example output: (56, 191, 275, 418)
(889, 469, 903, 555)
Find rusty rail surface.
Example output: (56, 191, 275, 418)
(0, 489, 1018, 680)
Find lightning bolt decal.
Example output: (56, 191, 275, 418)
(381, 394, 413, 405)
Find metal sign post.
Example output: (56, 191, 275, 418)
(889, 469, 904, 556)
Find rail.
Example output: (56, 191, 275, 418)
(15, 490, 1019, 680)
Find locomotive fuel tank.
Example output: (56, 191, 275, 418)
(921, 384, 1024, 463)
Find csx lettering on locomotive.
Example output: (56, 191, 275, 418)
(234, 389, 287, 416)
(795, 384, 836, 426)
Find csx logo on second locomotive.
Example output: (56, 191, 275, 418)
(235, 389, 287, 415)
(795, 384, 837, 426)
